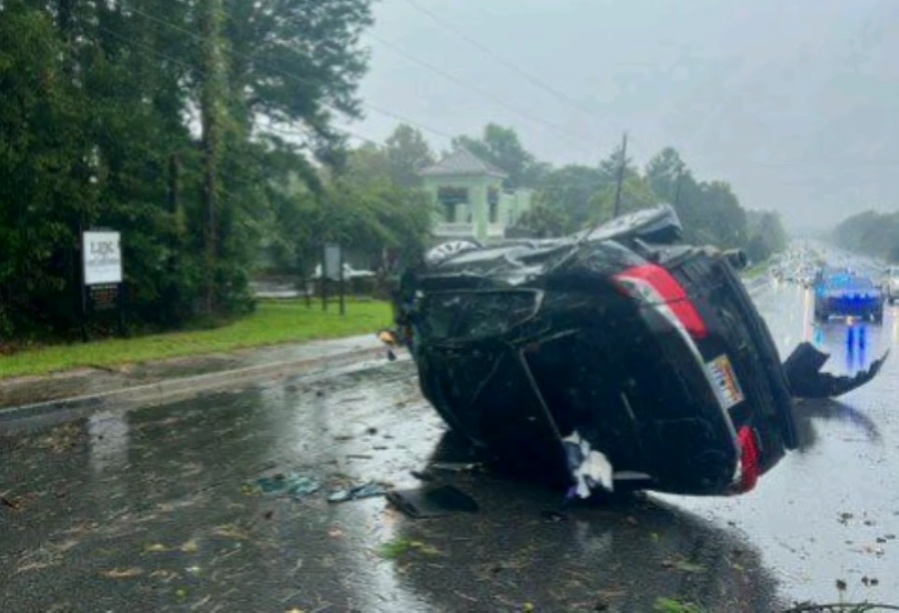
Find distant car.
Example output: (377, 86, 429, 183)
(797, 266, 816, 287)
(882, 266, 899, 304)
(813, 267, 883, 323)
(312, 263, 375, 280)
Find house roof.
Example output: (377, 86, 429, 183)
(419, 148, 508, 179)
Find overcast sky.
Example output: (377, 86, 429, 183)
(344, 0, 899, 231)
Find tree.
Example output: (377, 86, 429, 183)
(452, 123, 547, 189)
(745, 210, 789, 263)
(508, 203, 567, 238)
(582, 144, 658, 225)
(224, 0, 374, 155)
(0, 0, 377, 339)
(831, 210, 899, 261)
(531, 165, 608, 233)
(645, 147, 750, 249)
(645, 147, 688, 200)
(694, 180, 748, 248)
(588, 175, 660, 225)
(0, 4, 88, 337)
(384, 124, 434, 187)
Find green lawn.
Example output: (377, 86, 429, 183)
(0, 299, 393, 380)
(742, 261, 769, 279)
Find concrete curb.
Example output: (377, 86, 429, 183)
(0, 344, 405, 424)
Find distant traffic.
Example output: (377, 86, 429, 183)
(770, 243, 896, 325)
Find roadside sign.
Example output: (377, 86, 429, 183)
(321, 243, 346, 315)
(323, 243, 342, 281)
(80, 229, 126, 341)
(83, 231, 122, 285)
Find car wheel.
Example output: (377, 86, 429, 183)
(425, 239, 482, 266)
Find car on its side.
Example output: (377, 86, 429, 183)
(386, 207, 888, 499)
(392, 206, 808, 498)
(813, 267, 883, 323)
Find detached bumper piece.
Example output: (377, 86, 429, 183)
(784, 342, 889, 399)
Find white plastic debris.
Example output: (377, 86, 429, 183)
(563, 430, 614, 498)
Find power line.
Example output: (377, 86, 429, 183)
(128, 6, 457, 142)
(399, 0, 600, 121)
(366, 31, 595, 148)
(94, 23, 379, 211)
(97, 22, 387, 152)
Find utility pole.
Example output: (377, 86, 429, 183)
(200, 0, 224, 315)
(612, 132, 628, 218)
(165, 154, 181, 324)
(673, 170, 683, 208)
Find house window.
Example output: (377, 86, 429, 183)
(437, 186, 469, 223)
(488, 187, 499, 223)
(445, 202, 457, 222)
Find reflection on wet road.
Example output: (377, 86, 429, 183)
(657, 280, 899, 606)
(1, 279, 897, 611)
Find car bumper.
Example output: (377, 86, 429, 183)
(819, 296, 881, 316)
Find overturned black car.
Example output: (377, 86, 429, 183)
(389, 205, 887, 498)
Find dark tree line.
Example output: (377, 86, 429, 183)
(831, 211, 899, 262)
(458, 125, 790, 259)
(1, 1, 785, 343)
(0, 0, 380, 339)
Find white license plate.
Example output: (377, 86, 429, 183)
(706, 354, 745, 410)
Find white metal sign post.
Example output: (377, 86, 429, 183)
(81, 230, 125, 340)
(321, 243, 345, 315)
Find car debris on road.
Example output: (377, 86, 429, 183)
(383, 205, 888, 499)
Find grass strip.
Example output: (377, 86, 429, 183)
(0, 299, 392, 380)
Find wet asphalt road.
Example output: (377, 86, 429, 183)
(2, 279, 898, 612)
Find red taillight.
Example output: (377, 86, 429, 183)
(735, 426, 760, 493)
(614, 264, 708, 339)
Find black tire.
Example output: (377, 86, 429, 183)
(873, 306, 884, 324)
(425, 239, 482, 267)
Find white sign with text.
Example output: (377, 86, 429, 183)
(83, 231, 123, 285)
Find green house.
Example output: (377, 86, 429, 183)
(419, 148, 533, 244)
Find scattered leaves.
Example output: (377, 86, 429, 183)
(212, 524, 252, 541)
(101, 567, 144, 578)
(1, 496, 22, 510)
(661, 559, 705, 573)
(378, 538, 438, 559)
(180, 539, 199, 553)
(653, 597, 707, 613)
